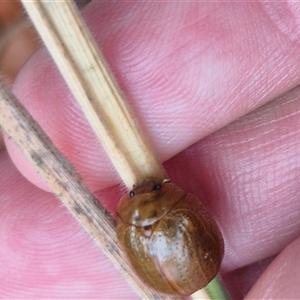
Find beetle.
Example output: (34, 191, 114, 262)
(116, 179, 224, 296)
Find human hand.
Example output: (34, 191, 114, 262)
(2, 2, 300, 298)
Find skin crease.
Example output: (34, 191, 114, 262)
(1, 1, 300, 299)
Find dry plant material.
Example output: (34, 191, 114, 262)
(21, 0, 167, 190)
(10, 0, 225, 298)
(0, 79, 182, 300)
(0, 129, 4, 150)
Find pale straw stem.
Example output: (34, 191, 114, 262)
(21, 0, 167, 189)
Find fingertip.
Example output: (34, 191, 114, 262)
(246, 237, 300, 299)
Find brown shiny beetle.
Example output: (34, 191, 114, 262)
(116, 179, 224, 296)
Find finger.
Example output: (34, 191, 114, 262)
(164, 85, 300, 272)
(222, 256, 274, 299)
(3, 82, 299, 298)
(6, 1, 300, 191)
(0, 149, 137, 298)
(245, 237, 300, 299)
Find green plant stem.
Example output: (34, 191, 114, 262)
(205, 276, 230, 300)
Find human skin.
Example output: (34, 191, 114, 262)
(2, 1, 300, 299)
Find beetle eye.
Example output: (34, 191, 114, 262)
(129, 190, 135, 198)
(152, 183, 161, 191)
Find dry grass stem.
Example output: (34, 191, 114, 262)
(21, 0, 167, 189)
(7, 0, 214, 298)
(0, 79, 182, 300)
(0, 129, 4, 150)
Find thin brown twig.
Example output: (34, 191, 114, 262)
(0, 128, 4, 150)
(0, 79, 182, 300)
